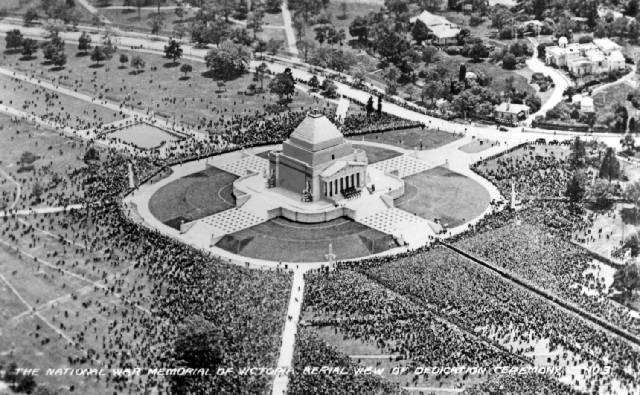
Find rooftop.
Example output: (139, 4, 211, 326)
(410, 11, 456, 28)
(288, 112, 345, 151)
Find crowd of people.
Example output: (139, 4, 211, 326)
(1, 148, 293, 394)
(324, 245, 639, 394)
(455, 221, 640, 338)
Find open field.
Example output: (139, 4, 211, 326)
(216, 216, 398, 262)
(149, 166, 237, 228)
(0, 113, 91, 210)
(1, 41, 327, 130)
(0, 74, 125, 129)
(352, 127, 460, 150)
(395, 166, 490, 228)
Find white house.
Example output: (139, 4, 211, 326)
(410, 11, 461, 45)
(545, 37, 625, 76)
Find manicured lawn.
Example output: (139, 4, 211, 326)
(108, 122, 182, 149)
(352, 143, 402, 164)
(216, 216, 397, 262)
(395, 166, 490, 227)
(148, 166, 237, 228)
(352, 127, 460, 151)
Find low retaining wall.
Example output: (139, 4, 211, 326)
(267, 206, 349, 223)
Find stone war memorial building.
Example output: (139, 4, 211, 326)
(268, 112, 368, 202)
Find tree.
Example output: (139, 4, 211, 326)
(411, 21, 430, 44)
(266, 38, 283, 55)
(626, 181, 640, 223)
(366, 96, 374, 115)
(90, 46, 107, 66)
(599, 147, 621, 182)
(349, 16, 369, 43)
(468, 42, 488, 62)
(308, 75, 320, 89)
(164, 38, 183, 64)
(626, 0, 639, 17)
(569, 137, 586, 169)
(459, 63, 467, 82)
(622, 133, 636, 152)
(149, 13, 165, 35)
(297, 38, 315, 62)
(351, 65, 366, 87)
(590, 178, 615, 209)
(21, 38, 38, 58)
(565, 170, 586, 204)
(422, 80, 445, 106)
(502, 53, 517, 70)
(5, 29, 24, 50)
(83, 146, 100, 162)
(180, 63, 193, 78)
(131, 55, 146, 74)
(254, 62, 268, 90)
(174, 2, 185, 21)
(173, 23, 189, 41)
(321, 78, 338, 98)
(266, 0, 283, 12)
(205, 40, 251, 80)
(51, 50, 67, 68)
(24, 8, 39, 26)
(269, 69, 296, 103)
(78, 31, 92, 54)
(119, 53, 128, 67)
(247, 10, 264, 39)
(613, 263, 640, 300)
(41, 34, 64, 63)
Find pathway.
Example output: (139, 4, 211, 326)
(525, 38, 572, 123)
(280, 1, 299, 56)
(272, 269, 305, 395)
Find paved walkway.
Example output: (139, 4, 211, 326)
(272, 269, 305, 395)
(280, 1, 299, 56)
(0, 204, 86, 218)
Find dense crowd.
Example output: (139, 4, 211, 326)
(289, 329, 404, 395)
(455, 221, 640, 337)
(1, 149, 292, 394)
(330, 246, 639, 393)
(303, 268, 524, 389)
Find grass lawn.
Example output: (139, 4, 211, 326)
(148, 166, 237, 228)
(0, 74, 125, 129)
(0, 316, 113, 394)
(593, 83, 637, 124)
(1, 0, 95, 23)
(0, 114, 91, 210)
(262, 10, 285, 26)
(1, 41, 326, 130)
(351, 127, 460, 150)
(216, 216, 398, 262)
(395, 166, 490, 228)
(351, 143, 402, 164)
(108, 122, 182, 149)
(99, 7, 196, 34)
